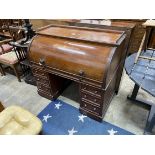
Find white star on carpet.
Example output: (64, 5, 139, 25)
(55, 102, 62, 109)
(42, 114, 52, 122)
(107, 128, 118, 135)
(68, 127, 78, 135)
(78, 114, 87, 123)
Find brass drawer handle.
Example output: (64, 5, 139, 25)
(94, 99, 97, 102)
(39, 58, 45, 66)
(84, 104, 87, 107)
(93, 108, 96, 111)
(84, 95, 87, 98)
(79, 70, 84, 76)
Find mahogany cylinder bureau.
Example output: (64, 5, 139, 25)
(28, 25, 127, 121)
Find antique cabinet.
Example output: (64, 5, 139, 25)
(28, 25, 127, 121)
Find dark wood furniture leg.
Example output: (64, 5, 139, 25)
(0, 64, 6, 76)
(12, 64, 21, 82)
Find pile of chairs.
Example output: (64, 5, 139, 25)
(0, 19, 25, 82)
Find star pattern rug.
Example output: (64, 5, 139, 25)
(37, 99, 134, 135)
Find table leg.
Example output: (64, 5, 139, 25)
(144, 105, 155, 134)
(127, 83, 140, 100)
(127, 83, 155, 134)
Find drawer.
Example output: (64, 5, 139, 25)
(32, 65, 44, 72)
(33, 73, 49, 81)
(32, 66, 47, 76)
(35, 77, 49, 85)
(33, 70, 47, 77)
(37, 82, 51, 93)
(81, 84, 102, 97)
(38, 89, 53, 100)
(81, 92, 102, 106)
(81, 101, 101, 115)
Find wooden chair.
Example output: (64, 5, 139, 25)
(0, 36, 13, 76)
(0, 51, 21, 82)
(0, 20, 25, 82)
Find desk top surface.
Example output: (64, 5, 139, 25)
(37, 25, 124, 44)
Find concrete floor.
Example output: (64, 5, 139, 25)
(0, 70, 155, 135)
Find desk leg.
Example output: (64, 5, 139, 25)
(144, 105, 155, 135)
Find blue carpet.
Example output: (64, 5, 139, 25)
(37, 99, 134, 135)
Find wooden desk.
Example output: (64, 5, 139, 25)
(28, 25, 127, 121)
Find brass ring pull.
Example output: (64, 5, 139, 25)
(39, 58, 45, 66)
(79, 70, 84, 76)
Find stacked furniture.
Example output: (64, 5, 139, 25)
(9, 19, 36, 85)
(0, 19, 25, 81)
(0, 19, 35, 82)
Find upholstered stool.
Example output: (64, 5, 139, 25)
(0, 51, 21, 82)
(0, 105, 42, 135)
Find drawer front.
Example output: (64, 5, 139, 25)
(81, 84, 102, 97)
(81, 92, 102, 106)
(81, 101, 101, 115)
(37, 82, 51, 93)
(33, 70, 47, 77)
(38, 89, 53, 100)
(33, 70, 48, 80)
(35, 77, 49, 85)
(32, 66, 48, 78)
(32, 67, 44, 73)
(33, 70, 48, 79)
